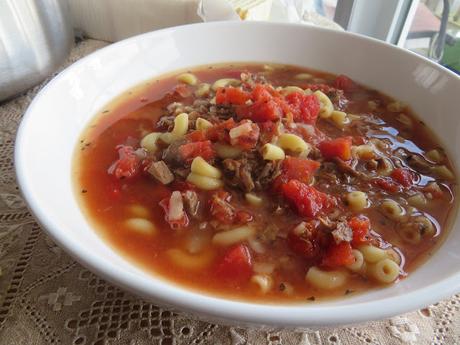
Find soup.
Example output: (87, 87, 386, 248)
(74, 63, 457, 302)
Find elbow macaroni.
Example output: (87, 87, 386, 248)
(262, 143, 285, 160)
(212, 78, 241, 91)
(171, 112, 189, 137)
(245, 193, 263, 206)
(186, 172, 223, 190)
(314, 90, 334, 118)
(306, 266, 347, 290)
(368, 258, 400, 283)
(359, 245, 386, 263)
(331, 110, 350, 127)
(195, 83, 211, 97)
(250, 274, 273, 293)
(278, 133, 311, 155)
(212, 225, 256, 246)
(177, 72, 198, 85)
(167, 249, 214, 269)
(346, 191, 368, 212)
(346, 249, 365, 272)
(195, 117, 213, 131)
(380, 199, 406, 221)
(140, 132, 162, 153)
(124, 218, 156, 235)
(214, 143, 242, 159)
(191, 157, 222, 179)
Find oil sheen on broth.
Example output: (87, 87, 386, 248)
(74, 63, 457, 303)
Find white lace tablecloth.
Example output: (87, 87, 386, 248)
(0, 39, 459, 345)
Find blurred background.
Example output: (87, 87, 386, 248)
(66, 0, 460, 70)
(1, 0, 459, 101)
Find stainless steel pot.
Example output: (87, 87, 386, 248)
(0, 0, 74, 101)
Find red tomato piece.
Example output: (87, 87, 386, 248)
(274, 157, 320, 191)
(216, 87, 250, 106)
(391, 168, 415, 187)
(282, 180, 336, 218)
(236, 84, 285, 122)
(322, 242, 355, 268)
(186, 130, 207, 142)
(282, 157, 320, 183)
(373, 177, 401, 194)
(209, 191, 235, 224)
(348, 215, 370, 245)
(252, 83, 278, 101)
(215, 244, 253, 282)
(258, 121, 278, 143)
(237, 98, 283, 122)
(206, 118, 236, 143)
(333, 74, 355, 92)
(108, 145, 142, 179)
(178, 141, 215, 162)
(284, 92, 320, 124)
(318, 137, 352, 161)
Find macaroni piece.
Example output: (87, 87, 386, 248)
(212, 225, 256, 246)
(186, 173, 223, 190)
(191, 157, 222, 179)
(306, 266, 347, 290)
(262, 143, 285, 160)
(124, 218, 156, 235)
(140, 132, 162, 153)
(314, 90, 334, 118)
(278, 133, 311, 155)
(177, 72, 198, 85)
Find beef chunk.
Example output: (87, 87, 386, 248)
(147, 160, 174, 184)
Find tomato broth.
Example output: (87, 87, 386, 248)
(74, 63, 457, 302)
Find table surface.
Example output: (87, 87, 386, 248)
(0, 39, 459, 345)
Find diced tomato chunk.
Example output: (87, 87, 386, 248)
(215, 244, 253, 283)
(178, 141, 215, 162)
(206, 118, 236, 143)
(373, 177, 401, 193)
(322, 242, 355, 268)
(348, 215, 370, 245)
(391, 168, 415, 187)
(285, 92, 320, 124)
(216, 87, 250, 106)
(283, 157, 320, 183)
(282, 180, 336, 218)
(209, 191, 235, 224)
(318, 137, 352, 161)
(108, 145, 142, 179)
(252, 83, 278, 101)
(237, 84, 285, 122)
(274, 157, 320, 190)
(333, 74, 355, 92)
(186, 130, 207, 142)
(237, 98, 283, 122)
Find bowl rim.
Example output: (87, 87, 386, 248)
(14, 20, 460, 327)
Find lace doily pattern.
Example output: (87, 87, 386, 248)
(0, 39, 458, 345)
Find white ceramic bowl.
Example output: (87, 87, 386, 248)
(15, 21, 460, 328)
